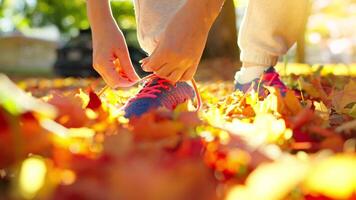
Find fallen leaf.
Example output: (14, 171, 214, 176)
(46, 91, 89, 128)
(86, 89, 102, 110)
(300, 77, 329, 103)
(332, 80, 356, 115)
(129, 111, 185, 140)
(303, 154, 356, 200)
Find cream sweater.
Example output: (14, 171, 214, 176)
(133, 0, 186, 54)
(132, 0, 309, 66)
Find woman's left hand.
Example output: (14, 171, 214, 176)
(141, 0, 221, 83)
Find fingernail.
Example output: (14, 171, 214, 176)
(141, 63, 149, 70)
(140, 57, 148, 64)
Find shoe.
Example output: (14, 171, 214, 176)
(124, 75, 195, 118)
(235, 67, 288, 97)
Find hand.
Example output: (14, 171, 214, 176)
(140, 30, 203, 83)
(87, 0, 139, 88)
(92, 21, 139, 88)
(141, 0, 224, 83)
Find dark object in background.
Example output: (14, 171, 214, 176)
(203, 0, 239, 62)
(54, 29, 149, 78)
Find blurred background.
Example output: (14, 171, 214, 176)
(0, 0, 356, 79)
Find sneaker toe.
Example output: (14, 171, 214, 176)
(124, 98, 159, 118)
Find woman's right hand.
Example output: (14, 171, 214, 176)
(91, 21, 139, 88)
(87, 0, 139, 88)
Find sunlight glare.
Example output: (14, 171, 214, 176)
(19, 157, 47, 199)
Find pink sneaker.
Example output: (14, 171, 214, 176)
(235, 67, 288, 97)
(123, 75, 195, 118)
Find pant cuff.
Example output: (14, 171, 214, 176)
(240, 50, 279, 67)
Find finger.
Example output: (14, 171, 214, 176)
(142, 51, 166, 72)
(180, 66, 197, 81)
(115, 49, 140, 82)
(103, 61, 136, 88)
(155, 64, 173, 79)
(113, 58, 132, 80)
(142, 61, 165, 72)
(139, 57, 149, 65)
(142, 64, 154, 72)
(94, 61, 120, 88)
(167, 69, 185, 84)
(141, 42, 159, 70)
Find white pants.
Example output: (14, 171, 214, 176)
(133, 0, 309, 66)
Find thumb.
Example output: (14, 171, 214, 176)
(95, 61, 121, 88)
(141, 49, 165, 72)
(115, 50, 140, 83)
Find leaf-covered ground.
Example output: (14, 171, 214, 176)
(0, 64, 356, 200)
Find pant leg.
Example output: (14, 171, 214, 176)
(238, 0, 310, 66)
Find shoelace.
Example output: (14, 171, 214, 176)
(99, 74, 202, 112)
(263, 72, 288, 93)
(242, 71, 286, 96)
(130, 76, 170, 100)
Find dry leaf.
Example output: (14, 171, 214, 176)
(47, 91, 89, 128)
(332, 80, 356, 114)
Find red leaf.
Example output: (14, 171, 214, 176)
(0, 111, 52, 168)
(86, 89, 102, 110)
(291, 109, 316, 129)
(0, 107, 9, 133)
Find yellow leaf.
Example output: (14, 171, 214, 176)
(303, 154, 356, 199)
(226, 158, 309, 200)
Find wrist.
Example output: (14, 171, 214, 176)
(87, 0, 116, 30)
(185, 0, 225, 27)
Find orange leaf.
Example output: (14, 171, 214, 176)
(283, 90, 303, 115)
(129, 111, 185, 140)
(46, 91, 89, 128)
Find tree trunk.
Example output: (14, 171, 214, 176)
(203, 0, 239, 61)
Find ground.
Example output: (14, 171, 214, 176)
(0, 63, 355, 200)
